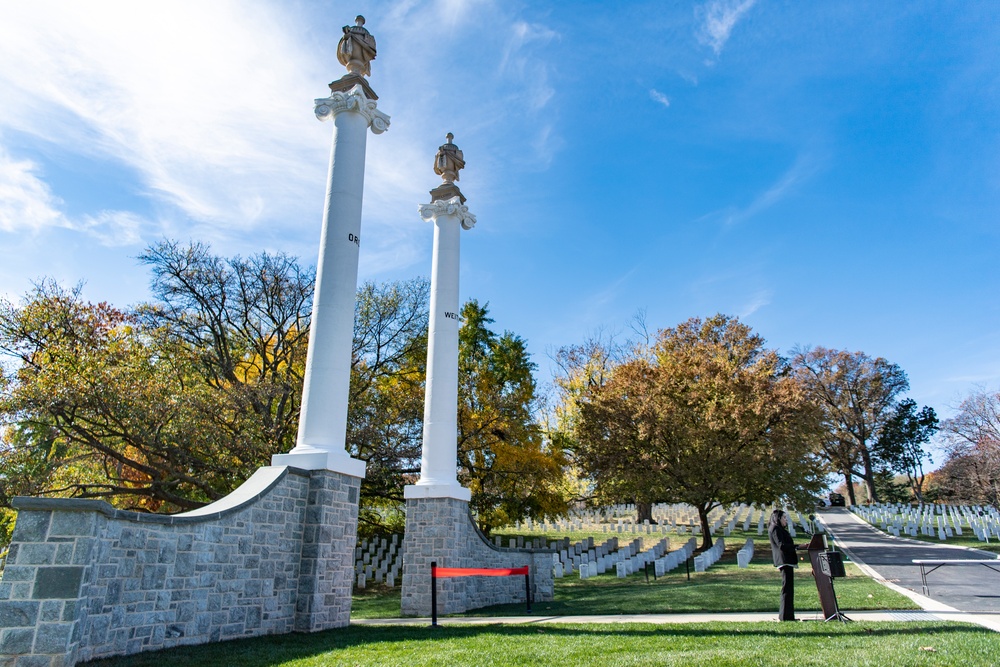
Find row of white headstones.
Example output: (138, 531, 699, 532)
(547, 532, 756, 579)
(354, 534, 403, 588)
(853, 503, 1000, 542)
(514, 503, 810, 540)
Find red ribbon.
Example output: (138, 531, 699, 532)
(432, 566, 529, 578)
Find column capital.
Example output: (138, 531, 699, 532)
(418, 196, 476, 230)
(314, 84, 390, 134)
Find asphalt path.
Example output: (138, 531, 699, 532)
(818, 507, 1000, 613)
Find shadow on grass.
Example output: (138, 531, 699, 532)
(80, 622, 988, 667)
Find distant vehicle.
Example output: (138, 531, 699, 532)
(829, 492, 846, 507)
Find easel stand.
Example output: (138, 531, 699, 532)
(806, 534, 851, 622)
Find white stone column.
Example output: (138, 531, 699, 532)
(404, 196, 475, 501)
(272, 85, 389, 476)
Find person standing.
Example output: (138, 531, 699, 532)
(768, 509, 800, 621)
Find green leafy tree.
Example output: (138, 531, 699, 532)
(138, 240, 314, 463)
(347, 279, 429, 533)
(574, 315, 824, 549)
(873, 399, 938, 502)
(457, 301, 568, 534)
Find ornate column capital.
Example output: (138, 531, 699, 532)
(314, 84, 390, 134)
(419, 196, 476, 230)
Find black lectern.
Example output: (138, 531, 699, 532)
(806, 534, 850, 622)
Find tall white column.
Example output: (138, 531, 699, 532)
(405, 194, 476, 501)
(271, 84, 389, 476)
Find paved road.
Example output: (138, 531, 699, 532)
(818, 507, 1000, 613)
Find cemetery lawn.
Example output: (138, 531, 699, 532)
(80, 621, 1000, 667)
(350, 561, 916, 620)
(466, 562, 914, 617)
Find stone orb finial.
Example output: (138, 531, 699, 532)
(434, 133, 465, 184)
(337, 15, 377, 77)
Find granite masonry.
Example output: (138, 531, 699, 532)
(0, 465, 361, 667)
(401, 497, 554, 617)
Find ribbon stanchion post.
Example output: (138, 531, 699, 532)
(429, 562, 532, 626)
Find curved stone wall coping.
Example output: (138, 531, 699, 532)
(11, 465, 311, 525)
(468, 511, 556, 554)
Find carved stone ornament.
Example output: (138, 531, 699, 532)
(337, 15, 377, 77)
(419, 196, 476, 230)
(314, 85, 390, 134)
(433, 133, 465, 183)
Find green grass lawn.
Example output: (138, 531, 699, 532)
(80, 622, 1000, 667)
(464, 563, 914, 617)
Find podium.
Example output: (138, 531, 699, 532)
(806, 534, 850, 622)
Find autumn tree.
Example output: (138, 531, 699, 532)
(574, 315, 824, 549)
(551, 327, 657, 520)
(0, 281, 239, 510)
(457, 300, 567, 533)
(936, 388, 1000, 507)
(792, 347, 909, 505)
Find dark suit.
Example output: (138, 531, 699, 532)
(769, 522, 797, 621)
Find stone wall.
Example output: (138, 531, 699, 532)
(401, 497, 554, 616)
(0, 466, 361, 667)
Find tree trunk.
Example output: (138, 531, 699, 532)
(636, 501, 656, 525)
(845, 469, 857, 506)
(697, 505, 713, 551)
(910, 472, 924, 504)
(860, 446, 878, 504)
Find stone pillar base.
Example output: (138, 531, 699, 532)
(400, 497, 554, 617)
(294, 470, 362, 632)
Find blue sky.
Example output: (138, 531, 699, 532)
(1, 1, 998, 432)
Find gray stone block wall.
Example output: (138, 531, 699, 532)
(401, 497, 554, 617)
(0, 466, 361, 667)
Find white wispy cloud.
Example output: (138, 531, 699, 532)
(78, 211, 148, 247)
(696, 0, 757, 57)
(726, 153, 820, 226)
(0, 146, 150, 245)
(0, 149, 65, 233)
(650, 89, 671, 108)
(739, 289, 773, 318)
(693, 152, 822, 228)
